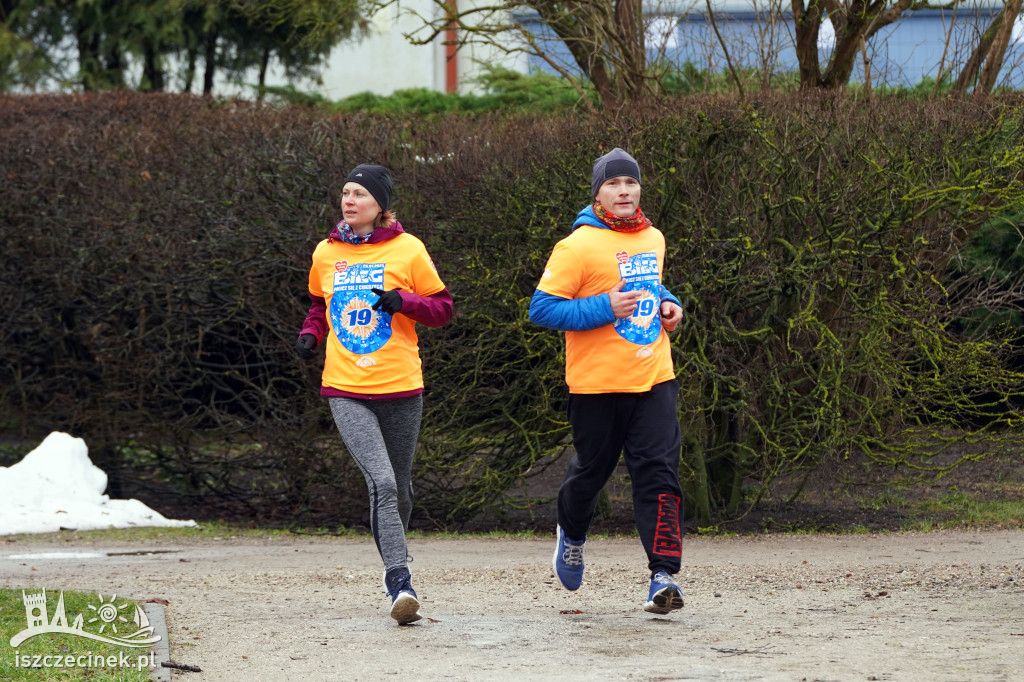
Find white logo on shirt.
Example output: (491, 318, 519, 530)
(635, 346, 654, 358)
(355, 356, 376, 367)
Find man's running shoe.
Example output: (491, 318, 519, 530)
(643, 571, 685, 614)
(552, 524, 586, 591)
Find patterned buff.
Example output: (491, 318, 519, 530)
(337, 220, 373, 244)
(592, 202, 652, 233)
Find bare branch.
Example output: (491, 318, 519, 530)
(705, 0, 746, 99)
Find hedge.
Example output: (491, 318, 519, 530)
(2, 92, 1023, 528)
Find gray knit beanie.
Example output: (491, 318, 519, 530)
(591, 148, 641, 198)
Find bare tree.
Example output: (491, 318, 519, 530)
(384, 0, 1024, 99)
(376, 0, 671, 109)
(952, 0, 1024, 98)
(792, 0, 921, 89)
(792, 0, 825, 86)
(750, 0, 788, 91)
(704, 0, 745, 96)
(932, 0, 962, 97)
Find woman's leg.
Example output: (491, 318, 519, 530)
(366, 394, 423, 533)
(329, 397, 409, 575)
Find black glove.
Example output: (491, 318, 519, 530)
(371, 288, 403, 315)
(295, 333, 318, 360)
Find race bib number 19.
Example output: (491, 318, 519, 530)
(329, 262, 392, 354)
(613, 252, 662, 346)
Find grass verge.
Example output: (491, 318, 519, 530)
(0, 521, 307, 545)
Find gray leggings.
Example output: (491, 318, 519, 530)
(329, 395, 422, 574)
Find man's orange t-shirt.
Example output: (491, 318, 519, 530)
(308, 233, 445, 395)
(536, 225, 675, 394)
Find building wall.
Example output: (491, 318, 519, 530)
(279, 0, 528, 100)
(312, 2, 445, 98)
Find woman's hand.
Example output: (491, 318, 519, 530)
(371, 288, 403, 315)
(295, 334, 318, 360)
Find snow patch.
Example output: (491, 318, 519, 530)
(0, 432, 196, 535)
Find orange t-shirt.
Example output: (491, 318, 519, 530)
(308, 233, 445, 394)
(537, 225, 675, 394)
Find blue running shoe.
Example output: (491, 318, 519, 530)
(552, 525, 586, 591)
(383, 570, 422, 625)
(644, 571, 685, 614)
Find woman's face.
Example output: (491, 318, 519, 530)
(596, 176, 641, 218)
(341, 182, 382, 233)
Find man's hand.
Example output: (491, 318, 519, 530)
(660, 301, 683, 332)
(608, 279, 640, 319)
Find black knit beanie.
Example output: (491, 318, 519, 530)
(344, 164, 393, 210)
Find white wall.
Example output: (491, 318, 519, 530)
(313, 2, 445, 98)
(275, 0, 529, 100)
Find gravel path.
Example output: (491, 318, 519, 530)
(3, 529, 1022, 681)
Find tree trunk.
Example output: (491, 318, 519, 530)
(819, 8, 864, 88)
(975, 0, 1024, 97)
(797, 0, 911, 89)
(203, 30, 218, 96)
(952, 0, 1020, 97)
(820, 0, 912, 88)
(143, 41, 165, 92)
(184, 46, 197, 93)
(257, 47, 270, 103)
(613, 0, 646, 102)
(533, 2, 616, 107)
(103, 46, 125, 88)
(792, 0, 824, 88)
(76, 15, 102, 91)
(683, 440, 713, 526)
(530, 0, 647, 109)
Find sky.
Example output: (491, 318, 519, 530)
(0, 432, 196, 535)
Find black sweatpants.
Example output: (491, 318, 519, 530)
(557, 378, 683, 576)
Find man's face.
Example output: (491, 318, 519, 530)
(596, 176, 641, 218)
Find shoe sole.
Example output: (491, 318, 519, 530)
(390, 593, 422, 625)
(644, 586, 685, 614)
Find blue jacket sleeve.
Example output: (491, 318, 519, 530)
(660, 285, 680, 307)
(529, 290, 616, 332)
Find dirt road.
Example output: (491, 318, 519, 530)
(2, 529, 1022, 681)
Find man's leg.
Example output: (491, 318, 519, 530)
(622, 379, 684, 577)
(558, 392, 634, 539)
